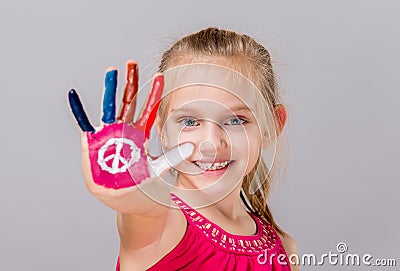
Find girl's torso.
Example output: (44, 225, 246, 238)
(117, 193, 291, 270)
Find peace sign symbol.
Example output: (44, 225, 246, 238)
(97, 137, 141, 174)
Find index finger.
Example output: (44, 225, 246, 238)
(117, 60, 139, 123)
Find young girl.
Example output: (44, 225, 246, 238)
(68, 27, 299, 270)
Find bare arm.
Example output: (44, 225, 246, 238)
(68, 61, 193, 249)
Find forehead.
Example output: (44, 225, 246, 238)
(167, 86, 248, 110)
(162, 63, 260, 108)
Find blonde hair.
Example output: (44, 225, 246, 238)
(157, 27, 287, 235)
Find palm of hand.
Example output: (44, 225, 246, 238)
(68, 61, 167, 190)
(87, 123, 149, 188)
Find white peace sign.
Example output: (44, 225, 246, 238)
(97, 137, 141, 174)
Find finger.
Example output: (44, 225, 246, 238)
(68, 89, 95, 133)
(136, 73, 164, 138)
(101, 68, 118, 124)
(117, 60, 139, 123)
(148, 142, 194, 177)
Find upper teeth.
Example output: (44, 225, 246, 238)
(195, 161, 230, 171)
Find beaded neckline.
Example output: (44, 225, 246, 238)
(170, 193, 280, 255)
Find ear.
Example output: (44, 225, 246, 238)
(274, 104, 287, 136)
(261, 104, 287, 148)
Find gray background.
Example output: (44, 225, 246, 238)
(0, 0, 399, 270)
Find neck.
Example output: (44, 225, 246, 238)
(172, 176, 248, 220)
(202, 185, 247, 220)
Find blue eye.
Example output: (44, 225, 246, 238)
(180, 118, 199, 127)
(226, 117, 246, 125)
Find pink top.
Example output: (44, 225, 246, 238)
(116, 193, 291, 270)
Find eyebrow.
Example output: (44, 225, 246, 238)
(170, 105, 251, 114)
(229, 105, 251, 112)
(169, 108, 196, 115)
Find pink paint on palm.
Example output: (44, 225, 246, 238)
(87, 123, 150, 189)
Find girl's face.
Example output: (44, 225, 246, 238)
(158, 85, 263, 193)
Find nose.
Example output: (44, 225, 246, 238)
(197, 121, 229, 157)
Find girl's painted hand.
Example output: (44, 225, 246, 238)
(68, 61, 193, 192)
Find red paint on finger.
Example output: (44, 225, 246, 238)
(136, 74, 164, 138)
(87, 123, 150, 189)
(118, 61, 139, 122)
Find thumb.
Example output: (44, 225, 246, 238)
(148, 142, 194, 177)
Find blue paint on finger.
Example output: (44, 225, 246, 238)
(102, 69, 118, 123)
(68, 89, 95, 133)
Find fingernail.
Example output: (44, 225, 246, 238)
(179, 142, 194, 158)
(68, 89, 76, 95)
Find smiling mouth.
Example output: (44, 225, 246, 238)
(194, 160, 232, 171)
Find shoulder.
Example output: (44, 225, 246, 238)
(278, 231, 298, 254)
(278, 231, 300, 271)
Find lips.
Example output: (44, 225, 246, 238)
(193, 160, 232, 171)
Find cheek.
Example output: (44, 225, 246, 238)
(248, 142, 261, 167)
(248, 128, 262, 162)
(161, 122, 188, 148)
(229, 127, 261, 173)
(228, 125, 261, 150)
(237, 145, 260, 177)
